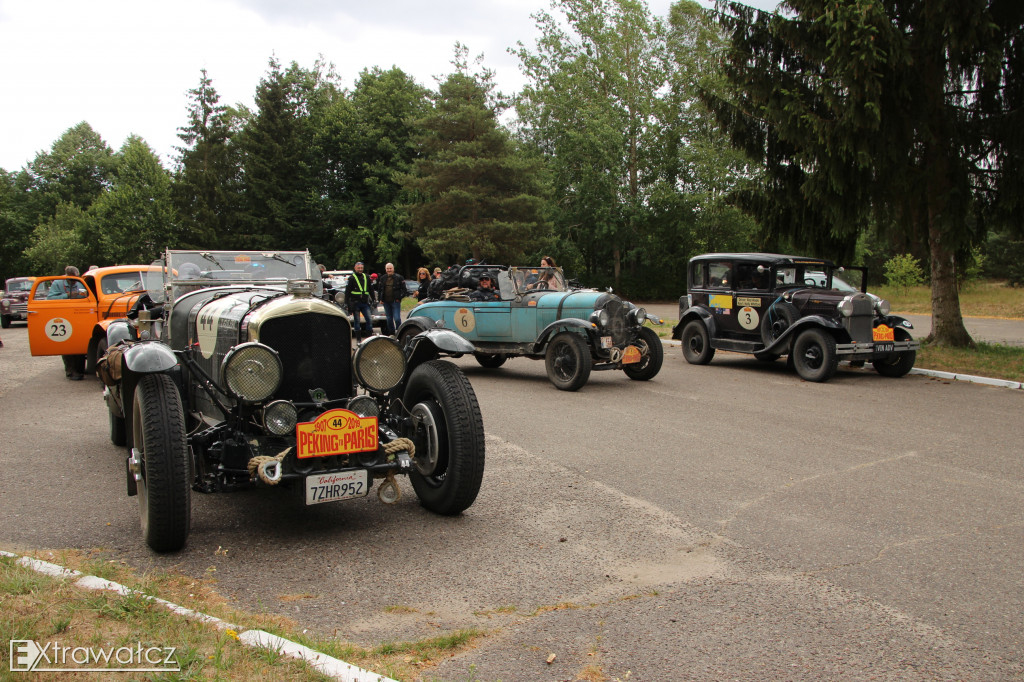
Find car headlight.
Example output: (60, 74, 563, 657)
(875, 298, 891, 316)
(347, 394, 380, 418)
(632, 307, 647, 326)
(353, 336, 406, 393)
(221, 342, 282, 402)
(837, 296, 855, 317)
(263, 400, 297, 436)
(589, 308, 611, 329)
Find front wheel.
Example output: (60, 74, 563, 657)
(544, 331, 592, 391)
(132, 374, 190, 552)
(404, 360, 485, 515)
(623, 326, 663, 381)
(791, 328, 838, 382)
(681, 319, 715, 365)
(872, 328, 916, 377)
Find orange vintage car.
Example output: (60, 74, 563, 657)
(27, 265, 163, 372)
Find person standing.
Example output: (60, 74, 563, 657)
(344, 261, 375, 341)
(377, 262, 405, 336)
(414, 267, 431, 300)
(48, 265, 87, 379)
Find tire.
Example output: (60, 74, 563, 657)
(474, 353, 507, 369)
(872, 328, 916, 377)
(623, 326, 664, 381)
(544, 331, 592, 391)
(110, 405, 126, 447)
(791, 328, 838, 382)
(132, 374, 190, 552)
(681, 319, 715, 365)
(761, 301, 798, 346)
(403, 360, 485, 515)
(88, 336, 108, 376)
(1, 314, 10, 329)
(399, 325, 423, 350)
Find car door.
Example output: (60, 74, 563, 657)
(729, 261, 775, 341)
(26, 276, 97, 356)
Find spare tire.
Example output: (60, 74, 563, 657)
(761, 300, 798, 346)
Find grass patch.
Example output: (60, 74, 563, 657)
(879, 279, 1024, 318)
(2, 550, 487, 681)
(916, 341, 1024, 382)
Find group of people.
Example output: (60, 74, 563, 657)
(340, 261, 447, 340)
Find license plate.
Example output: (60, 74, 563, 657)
(874, 342, 895, 353)
(600, 336, 613, 349)
(621, 345, 642, 364)
(305, 470, 368, 505)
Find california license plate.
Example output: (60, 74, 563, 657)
(305, 470, 368, 505)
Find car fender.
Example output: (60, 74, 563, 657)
(877, 315, 914, 331)
(123, 340, 178, 374)
(760, 315, 843, 355)
(671, 307, 717, 340)
(405, 328, 476, 369)
(534, 318, 594, 352)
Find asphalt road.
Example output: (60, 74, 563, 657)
(1, 323, 1022, 680)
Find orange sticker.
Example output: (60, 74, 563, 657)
(621, 345, 642, 364)
(296, 408, 378, 459)
(234, 255, 251, 263)
(872, 325, 895, 342)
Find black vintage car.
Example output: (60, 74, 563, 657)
(672, 253, 919, 382)
(99, 249, 485, 552)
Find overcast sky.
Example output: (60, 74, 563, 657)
(0, 0, 779, 172)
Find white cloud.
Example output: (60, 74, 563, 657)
(0, 0, 778, 171)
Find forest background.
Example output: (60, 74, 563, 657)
(1, 0, 1020, 346)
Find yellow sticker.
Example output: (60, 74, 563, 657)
(296, 408, 378, 459)
(873, 325, 895, 342)
(736, 297, 761, 307)
(709, 295, 733, 309)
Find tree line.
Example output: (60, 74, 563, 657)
(1, 0, 1020, 346)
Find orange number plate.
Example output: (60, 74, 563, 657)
(872, 325, 895, 342)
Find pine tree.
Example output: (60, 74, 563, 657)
(401, 46, 546, 264)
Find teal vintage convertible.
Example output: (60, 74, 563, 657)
(397, 265, 664, 391)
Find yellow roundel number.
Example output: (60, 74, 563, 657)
(454, 308, 475, 333)
(738, 306, 759, 331)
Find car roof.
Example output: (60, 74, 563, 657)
(689, 253, 835, 267)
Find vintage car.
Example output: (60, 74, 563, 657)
(1, 277, 36, 327)
(97, 249, 485, 553)
(25, 265, 164, 372)
(672, 253, 919, 382)
(398, 265, 664, 391)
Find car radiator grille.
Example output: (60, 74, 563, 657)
(602, 299, 629, 346)
(259, 313, 353, 402)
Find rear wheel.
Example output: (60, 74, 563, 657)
(474, 353, 507, 369)
(1, 314, 10, 329)
(545, 332, 592, 391)
(872, 328, 916, 377)
(681, 319, 714, 365)
(623, 326, 663, 381)
(791, 328, 838, 383)
(131, 374, 190, 552)
(403, 360, 485, 515)
(109, 405, 126, 447)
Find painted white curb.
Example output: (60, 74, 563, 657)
(1, 551, 395, 682)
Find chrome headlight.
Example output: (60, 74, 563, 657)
(837, 296, 855, 318)
(263, 400, 297, 436)
(353, 336, 406, 393)
(221, 342, 282, 402)
(874, 298, 891, 316)
(347, 395, 380, 418)
(589, 308, 611, 330)
(631, 307, 647, 326)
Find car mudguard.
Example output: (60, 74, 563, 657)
(534, 318, 594, 352)
(122, 341, 178, 374)
(760, 315, 843, 355)
(877, 315, 914, 331)
(405, 328, 476, 369)
(672, 306, 717, 340)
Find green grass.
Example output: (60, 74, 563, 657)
(916, 341, 1024, 382)
(879, 279, 1024, 319)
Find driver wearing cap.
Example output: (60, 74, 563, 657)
(469, 272, 500, 301)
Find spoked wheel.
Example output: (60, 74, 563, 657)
(681, 319, 715, 365)
(791, 328, 838, 383)
(761, 301, 798, 346)
(544, 332, 592, 391)
(623, 326, 664, 381)
(403, 360, 485, 515)
(131, 374, 190, 552)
